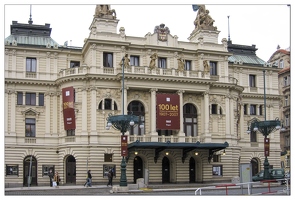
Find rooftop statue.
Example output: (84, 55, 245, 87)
(193, 5, 217, 31)
(94, 5, 116, 19)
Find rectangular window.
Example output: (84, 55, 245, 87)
(211, 104, 218, 114)
(249, 75, 256, 87)
(212, 165, 222, 176)
(70, 61, 80, 68)
(104, 154, 113, 162)
(6, 165, 19, 176)
(158, 57, 167, 69)
(250, 105, 256, 115)
(279, 60, 284, 68)
(26, 58, 37, 72)
(17, 92, 23, 105)
(67, 129, 75, 136)
(283, 76, 288, 86)
(185, 60, 191, 71)
(39, 93, 44, 106)
(25, 118, 36, 137)
(284, 96, 288, 106)
(130, 55, 140, 66)
(250, 130, 257, 142)
(209, 61, 217, 75)
(42, 165, 54, 176)
(26, 93, 36, 105)
(103, 52, 113, 67)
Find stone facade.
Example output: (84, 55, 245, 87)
(4, 5, 282, 187)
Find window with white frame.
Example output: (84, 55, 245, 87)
(26, 58, 37, 72)
(103, 52, 113, 67)
(279, 60, 284, 68)
(212, 165, 222, 176)
(25, 118, 36, 137)
(158, 57, 167, 69)
(26, 93, 36, 106)
(185, 60, 191, 71)
(130, 55, 139, 66)
(209, 61, 217, 75)
(285, 96, 289, 106)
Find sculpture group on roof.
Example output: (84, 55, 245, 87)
(94, 5, 116, 19)
(194, 5, 217, 31)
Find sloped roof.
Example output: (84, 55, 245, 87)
(4, 20, 59, 47)
(227, 40, 266, 66)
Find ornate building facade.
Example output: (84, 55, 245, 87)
(4, 5, 283, 187)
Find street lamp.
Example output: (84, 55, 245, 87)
(106, 56, 143, 187)
(247, 69, 282, 180)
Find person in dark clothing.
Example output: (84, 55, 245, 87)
(48, 169, 54, 187)
(107, 169, 113, 186)
(85, 170, 92, 187)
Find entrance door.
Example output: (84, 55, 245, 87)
(189, 157, 196, 183)
(162, 156, 170, 183)
(23, 156, 37, 186)
(133, 156, 143, 183)
(66, 155, 76, 184)
(251, 158, 259, 176)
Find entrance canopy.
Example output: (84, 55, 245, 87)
(127, 141, 229, 163)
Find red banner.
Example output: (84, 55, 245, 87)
(264, 138, 270, 157)
(156, 93, 180, 130)
(62, 87, 76, 130)
(121, 135, 128, 156)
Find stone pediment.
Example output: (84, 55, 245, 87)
(21, 108, 40, 121)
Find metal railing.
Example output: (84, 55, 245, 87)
(195, 179, 290, 195)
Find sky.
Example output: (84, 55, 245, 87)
(3, 0, 292, 62)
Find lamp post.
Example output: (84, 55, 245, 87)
(247, 69, 281, 180)
(106, 56, 142, 187)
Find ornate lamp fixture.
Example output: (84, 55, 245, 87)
(105, 56, 144, 187)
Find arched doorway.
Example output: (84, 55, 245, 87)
(133, 156, 143, 183)
(66, 155, 76, 184)
(189, 157, 196, 183)
(162, 156, 170, 183)
(23, 156, 37, 186)
(251, 158, 259, 176)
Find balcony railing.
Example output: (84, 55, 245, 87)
(57, 65, 238, 84)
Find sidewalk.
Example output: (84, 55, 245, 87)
(5, 181, 282, 192)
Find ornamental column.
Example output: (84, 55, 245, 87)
(81, 87, 88, 143)
(150, 88, 158, 142)
(177, 90, 185, 142)
(203, 90, 210, 142)
(90, 86, 98, 143)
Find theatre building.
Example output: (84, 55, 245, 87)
(4, 5, 282, 187)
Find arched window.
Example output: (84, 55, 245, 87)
(127, 101, 145, 135)
(183, 103, 198, 136)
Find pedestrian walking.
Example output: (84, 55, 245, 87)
(84, 170, 92, 187)
(53, 171, 60, 188)
(107, 169, 113, 186)
(48, 169, 53, 187)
